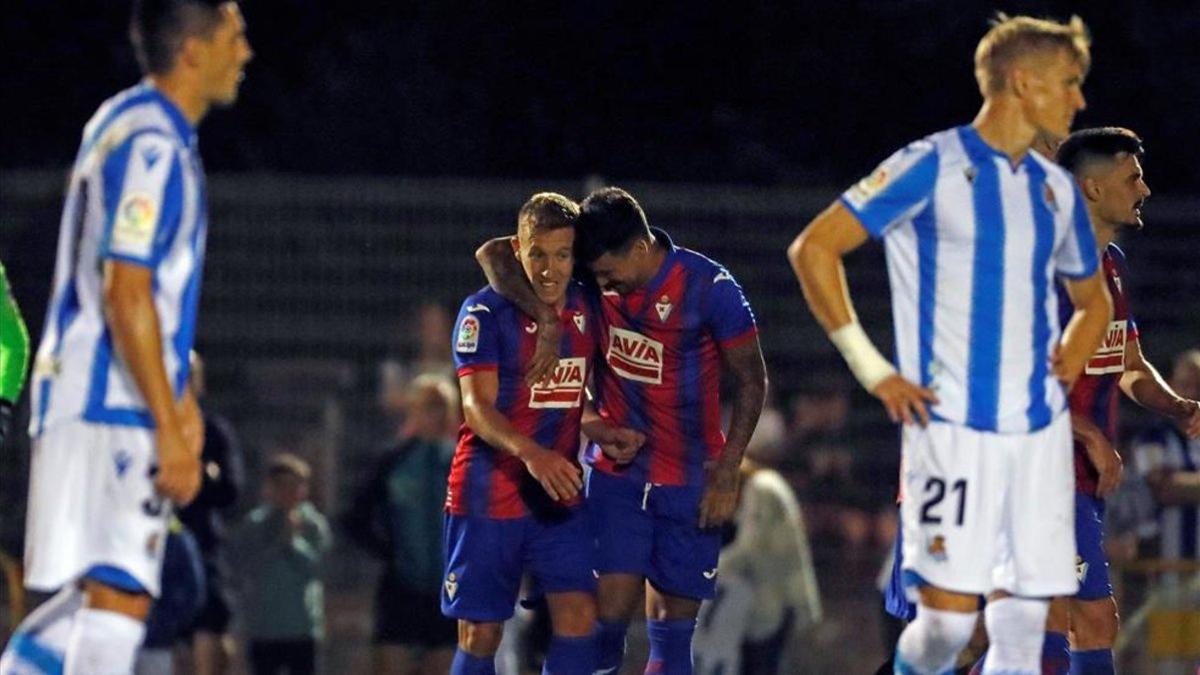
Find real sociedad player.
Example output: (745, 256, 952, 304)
(444, 193, 644, 675)
(788, 14, 1113, 675)
(1, 2, 252, 674)
(478, 187, 767, 674)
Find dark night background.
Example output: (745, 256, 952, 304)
(3, 1, 1198, 189)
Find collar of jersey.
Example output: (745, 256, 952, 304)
(957, 124, 1036, 172)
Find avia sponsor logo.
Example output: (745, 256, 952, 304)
(1085, 319, 1126, 375)
(530, 357, 586, 408)
(606, 327, 664, 384)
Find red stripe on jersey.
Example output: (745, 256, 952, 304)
(456, 364, 497, 377)
(646, 266, 690, 484)
(718, 326, 758, 351)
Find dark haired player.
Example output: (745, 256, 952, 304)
(478, 187, 767, 674)
(1, 2, 251, 672)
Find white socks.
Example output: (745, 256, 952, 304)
(63, 608, 146, 675)
(895, 605, 978, 674)
(0, 586, 82, 673)
(982, 597, 1049, 675)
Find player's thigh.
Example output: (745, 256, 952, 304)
(647, 484, 720, 605)
(586, 469, 653, 576)
(441, 514, 526, 623)
(899, 422, 1001, 597)
(1069, 596, 1119, 649)
(1001, 413, 1076, 597)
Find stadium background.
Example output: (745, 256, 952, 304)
(2, 1, 1199, 672)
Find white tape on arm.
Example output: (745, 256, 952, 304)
(829, 322, 897, 392)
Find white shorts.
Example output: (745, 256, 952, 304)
(900, 412, 1077, 598)
(23, 419, 170, 597)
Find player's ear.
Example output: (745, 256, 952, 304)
(1081, 176, 1102, 202)
(178, 35, 206, 71)
(509, 235, 521, 259)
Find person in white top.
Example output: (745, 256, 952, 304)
(788, 13, 1112, 675)
(2, 3, 251, 674)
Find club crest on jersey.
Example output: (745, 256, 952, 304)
(1085, 319, 1126, 375)
(1043, 182, 1059, 213)
(607, 327, 664, 384)
(456, 315, 480, 353)
(444, 572, 459, 601)
(573, 312, 586, 334)
(1075, 555, 1089, 583)
(530, 357, 586, 408)
(927, 535, 948, 562)
(654, 295, 673, 322)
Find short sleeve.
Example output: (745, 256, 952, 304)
(839, 139, 939, 239)
(453, 296, 500, 376)
(704, 267, 757, 348)
(1107, 246, 1139, 338)
(1054, 183, 1100, 279)
(101, 131, 183, 268)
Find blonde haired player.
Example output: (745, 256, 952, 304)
(788, 13, 1112, 675)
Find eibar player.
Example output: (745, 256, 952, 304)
(788, 14, 1112, 675)
(1044, 128, 1198, 674)
(0, 2, 252, 673)
(478, 187, 767, 674)
(444, 193, 644, 675)
(0, 260, 30, 449)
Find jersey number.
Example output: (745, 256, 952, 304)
(919, 477, 967, 526)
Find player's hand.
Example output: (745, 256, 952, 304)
(1082, 431, 1123, 498)
(0, 399, 13, 450)
(1051, 344, 1084, 389)
(1176, 399, 1200, 439)
(871, 375, 939, 426)
(525, 319, 563, 388)
(699, 460, 739, 528)
(178, 390, 204, 458)
(594, 426, 645, 465)
(522, 447, 583, 501)
(154, 423, 202, 505)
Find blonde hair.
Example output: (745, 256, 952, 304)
(517, 192, 579, 240)
(974, 13, 1091, 96)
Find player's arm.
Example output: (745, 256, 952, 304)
(580, 392, 644, 465)
(1120, 339, 1200, 438)
(459, 369, 582, 500)
(0, 262, 30, 448)
(1056, 273, 1113, 387)
(104, 261, 199, 504)
(1071, 411, 1122, 497)
(699, 334, 767, 528)
(787, 202, 937, 424)
(476, 237, 561, 385)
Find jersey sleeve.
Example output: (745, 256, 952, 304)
(453, 296, 500, 376)
(839, 139, 938, 239)
(1108, 246, 1139, 338)
(1053, 184, 1100, 279)
(704, 267, 758, 348)
(100, 131, 183, 268)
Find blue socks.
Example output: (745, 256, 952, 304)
(1069, 648, 1114, 675)
(543, 634, 598, 675)
(596, 620, 628, 673)
(1042, 632, 1071, 674)
(451, 648, 496, 675)
(645, 618, 695, 675)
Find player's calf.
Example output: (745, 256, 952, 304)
(1068, 596, 1118, 674)
(544, 591, 599, 675)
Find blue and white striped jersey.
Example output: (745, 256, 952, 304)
(841, 125, 1100, 434)
(30, 81, 208, 434)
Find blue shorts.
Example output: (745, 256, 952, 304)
(441, 508, 596, 622)
(884, 526, 917, 621)
(587, 469, 721, 600)
(1074, 491, 1112, 601)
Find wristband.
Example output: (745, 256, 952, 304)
(829, 322, 897, 391)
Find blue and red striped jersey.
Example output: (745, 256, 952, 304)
(585, 228, 758, 486)
(447, 283, 599, 518)
(1057, 243, 1138, 497)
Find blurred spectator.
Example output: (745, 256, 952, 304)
(694, 459, 821, 674)
(232, 454, 332, 675)
(377, 303, 457, 431)
(343, 374, 459, 675)
(1132, 349, 1200, 561)
(176, 352, 245, 675)
(135, 518, 206, 675)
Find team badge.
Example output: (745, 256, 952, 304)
(1043, 182, 1059, 213)
(456, 316, 480, 353)
(1076, 555, 1089, 583)
(654, 294, 673, 322)
(444, 572, 459, 601)
(573, 312, 586, 334)
(927, 535, 948, 562)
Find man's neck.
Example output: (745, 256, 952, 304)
(1090, 215, 1119, 250)
(636, 234, 669, 290)
(972, 98, 1040, 166)
(149, 74, 208, 126)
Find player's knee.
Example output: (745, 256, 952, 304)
(896, 606, 978, 671)
(645, 587, 701, 621)
(548, 592, 597, 637)
(457, 620, 503, 655)
(985, 596, 1048, 650)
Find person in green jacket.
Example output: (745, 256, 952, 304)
(232, 453, 331, 675)
(0, 260, 30, 449)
